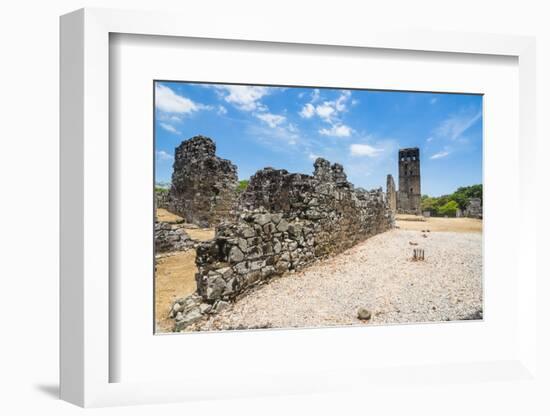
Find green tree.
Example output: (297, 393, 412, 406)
(237, 179, 249, 193)
(421, 196, 438, 214)
(421, 184, 482, 215)
(451, 184, 483, 210)
(437, 200, 459, 217)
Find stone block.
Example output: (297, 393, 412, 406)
(276, 219, 289, 232)
(228, 246, 244, 263)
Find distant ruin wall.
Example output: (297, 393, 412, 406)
(155, 189, 170, 210)
(155, 222, 194, 253)
(193, 158, 394, 306)
(386, 174, 397, 212)
(464, 197, 483, 219)
(168, 136, 238, 227)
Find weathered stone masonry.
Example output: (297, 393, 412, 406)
(155, 222, 194, 253)
(460, 197, 483, 219)
(164, 136, 397, 329)
(397, 147, 421, 215)
(168, 136, 238, 227)
(386, 174, 397, 213)
(464, 198, 482, 218)
(170, 156, 394, 329)
(155, 189, 170, 210)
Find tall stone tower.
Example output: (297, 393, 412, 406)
(397, 147, 421, 215)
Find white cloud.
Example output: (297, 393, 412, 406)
(308, 152, 320, 161)
(435, 109, 482, 141)
(349, 143, 383, 157)
(213, 85, 270, 111)
(315, 103, 337, 122)
(298, 90, 354, 130)
(160, 123, 179, 134)
(430, 150, 450, 159)
(311, 88, 321, 103)
(334, 90, 351, 111)
(157, 113, 183, 123)
(155, 84, 205, 114)
(217, 105, 227, 115)
(319, 124, 352, 137)
(246, 120, 300, 147)
(156, 150, 174, 161)
(426, 136, 434, 142)
(299, 103, 315, 118)
(287, 123, 298, 133)
(256, 113, 286, 128)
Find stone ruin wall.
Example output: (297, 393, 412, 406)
(155, 222, 194, 253)
(464, 197, 483, 219)
(155, 189, 170, 210)
(386, 174, 397, 213)
(193, 158, 394, 309)
(168, 136, 238, 227)
(165, 136, 395, 329)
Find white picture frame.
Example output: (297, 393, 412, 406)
(60, 7, 538, 408)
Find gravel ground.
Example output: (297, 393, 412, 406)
(188, 229, 483, 331)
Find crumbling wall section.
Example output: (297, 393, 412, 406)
(193, 158, 394, 306)
(386, 174, 397, 212)
(155, 189, 170, 210)
(168, 136, 238, 227)
(155, 222, 195, 253)
(464, 197, 483, 219)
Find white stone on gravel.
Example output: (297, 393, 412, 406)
(357, 308, 371, 320)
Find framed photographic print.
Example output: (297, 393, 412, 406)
(60, 7, 538, 408)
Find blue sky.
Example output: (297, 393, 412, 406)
(155, 81, 482, 197)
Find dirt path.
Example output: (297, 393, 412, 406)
(156, 208, 184, 223)
(396, 216, 482, 233)
(154, 207, 215, 331)
(188, 228, 483, 331)
(155, 250, 198, 332)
